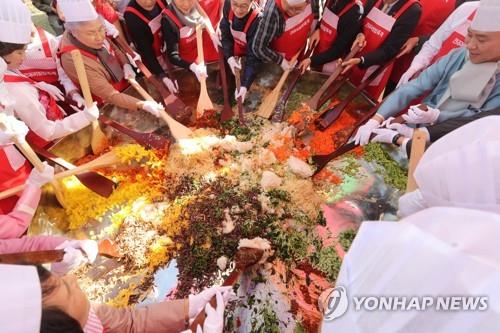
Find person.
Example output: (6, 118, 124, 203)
(353, 0, 500, 146)
(320, 207, 500, 332)
(298, 0, 364, 73)
(123, 0, 179, 94)
(36, 264, 231, 332)
(340, 0, 422, 100)
(58, 0, 165, 118)
(0, 0, 99, 150)
(397, 1, 480, 87)
(161, 0, 222, 84)
(32, 0, 65, 35)
(250, 0, 323, 71)
(220, 0, 262, 103)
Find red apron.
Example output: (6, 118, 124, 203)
(314, 1, 358, 72)
(0, 147, 32, 215)
(162, 9, 219, 63)
(350, 0, 418, 100)
(430, 10, 476, 64)
(58, 42, 129, 105)
(228, 6, 261, 57)
(4, 74, 64, 148)
(19, 27, 59, 85)
(390, 0, 456, 83)
(271, 0, 314, 61)
(124, 0, 169, 70)
(199, 0, 222, 28)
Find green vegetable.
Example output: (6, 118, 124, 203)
(338, 228, 357, 252)
(364, 143, 408, 191)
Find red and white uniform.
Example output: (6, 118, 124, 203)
(228, 6, 261, 57)
(271, 0, 315, 61)
(349, 0, 418, 100)
(19, 27, 77, 93)
(124, 0, 169, 70)
(199, 0, 223, 28)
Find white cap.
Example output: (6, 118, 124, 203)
(57, 0, 98, 23)
(0, 0, 32, 44)
(0, 264, 42, 333)
(470, 0, 500, 32)
(286, 0, 307, 6)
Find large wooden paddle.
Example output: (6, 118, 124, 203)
(195, 25, 215, 118)
(256, 51, 301, 119)
(128, 78, 192, 140)
(70, 50, 109, 155)
(218, 46, 234, 122)
(306, 44, 361, 111)
(406, 129, 427, 192)
(234, 63, 245, 125)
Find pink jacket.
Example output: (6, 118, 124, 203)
(0, 235, 67, 254)
(0, 184, 41, 239)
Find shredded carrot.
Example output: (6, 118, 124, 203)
(313, 168, 342, 184)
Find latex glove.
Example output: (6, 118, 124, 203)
(162, 77, 179, 94)
(188, 286, 232, 319)
(298, 58, 311, 74)
(370, 128, 398, 144)
(83, 102, 100, 121)
(403, 105, 440, 124)
(34, 82, 64, 101)
(280, 58, 296, 72)
(397, 65, 421, 88)
(51, 247, 86, 276)
(126, 51, 142, 68)
(142, 101, 164, 118)
(26, 162, 54, 188)
(235, 86, 247, 102)
(398, 189, 428, 218)
(354, 119, 381, 146)
(189, 63, 208, 82)
(227, 56, 241, 76)
(105, 21, 119, 38)
(0, 114, 29, 144)
(70, 91, 85, 108)
(198, 291, 225, 333)
(387, 122, 414, 138)
(352, 33, 366, 50)
(56, 239, 98, 263)
(123, 64, 136, 80)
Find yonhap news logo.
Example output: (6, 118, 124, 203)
(320, 286, 489, 321)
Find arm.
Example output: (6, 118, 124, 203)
(0, 185, 41, 239)
(161, 16, 191, 69)
(93, 299, 188, 333)
(0, 235, 67, 253)
(250, 1, 284, 64)
(311, 0, 326, 20)
(220, 0, 234, 59)
(361, 4, 422, 68)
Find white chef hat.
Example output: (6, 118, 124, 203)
(0, 0, 32, 44)
(0, 264, 42, 333)
(57, 0, 98, 23)
(470, 0, 500, 32)
(286, 0, 307, 6)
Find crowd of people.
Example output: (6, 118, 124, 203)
(1, 0, 500, 331)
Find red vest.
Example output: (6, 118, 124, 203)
(124, 0, 168, 70)
(199, 0, 223, 28)
(316, 1, 358, 54)
(0, 147, 31, 215)
(228, 6, 261, 57)
(349, 0, 418, 100)
(271, 0, 314, 61)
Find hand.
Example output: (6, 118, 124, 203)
(51, 247, 86, 276)
(402, 105, 440, 124)
(370, 128, 398, 144)
(354, 118, 381, 146)
(352, 33, 366, 50)
(0, 114, 29, 144)
(69, 91, 85, 108)
(105, 22, 120, 38)
(123, 64, 136, 80)
(34, 82, 64, 101)
(197, 291, 225, 333)
(398, 189, 427, 218)
(83, 102, 100, 121)
(341, 58, 361, 75)
(56, 239, 98, 263)
(126, 51, 142, 68)
(27, 162, 54, 188)
(210, 31, 222, 50)
(397, 65, 421, 88)
(397, 36, 419, 58)
(141, 100, 164, 118)
(309, 29, 320, 49)
(189, 63, 208, 82)
(387, 122, 414, 138)
(227, 56, 241, 76)
(188, 286, 233, 319)
(162, 77, 179, 94)
(280, 58, 297, 72)
(298, 58, 311, 74)
(235, 86, 247, 102)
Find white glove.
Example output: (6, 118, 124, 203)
(354, 119, 381, 146)
(83, 102, 100, 121)
(126, 51, 142, 68)
(397, 65, 420, 88)
(56, 239, 98, 263)
(403, 105, 440, 125)
(387, 122, 414, 138)
(0, 114, 29, 144)
(398, 189, 428, 218)
(196, 291, 225, 333)
(34, 82, 64, 101)
(235, 86, 247, 103)
(70, 92, 85, 108)
(280, 58, 296, 72)
(142, 101, 164, 118)
(105, 21, 119, 38)
(123, 64, 136, 80)
(162, 77, 179, 94)
(370, 128, 398, 144)
(188, 286, 232, 319)
(227, 56, 241, 76)
(210, 32, 222, 50)
(189, 63, 208, 82)
(26, 162, 54, 188)
(51, 247, 86, 276)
